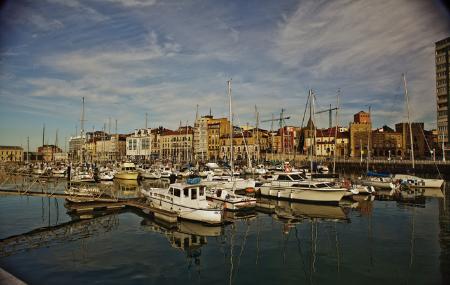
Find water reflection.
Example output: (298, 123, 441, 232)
(140, 218, 222, 273)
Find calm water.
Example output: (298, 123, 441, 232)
(0, 177, 449, 285)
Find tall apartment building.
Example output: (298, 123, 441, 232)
(436, 37, 450, 156)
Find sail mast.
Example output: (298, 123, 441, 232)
(403, 74, 415, 169)
(309, 89, 313, 175)
(333, 89, 340, 174)
(228, 79, 233, 175)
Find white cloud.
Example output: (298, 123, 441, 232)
(104, 0, 157, 8)
(273, 0, 449, 128)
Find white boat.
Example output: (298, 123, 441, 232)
(98, 170, 115, 181)
(201, 174, 256, 191)
(361, 176, 396, 189)
(206, 187, 256, 211)
(71, 167, 95, 183)
(244, 164, 267, 175)
(260, 180, 348, 204)
(394, 174, 444, 189)
(160, 167, 173, 178)
(52, 167, 67, 178)
(138, 165, 161, 179)
(267, 172, 307, 188)
(141, 183, 222, 225)
(115, 162, 139, 180)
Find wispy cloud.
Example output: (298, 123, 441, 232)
(273, 0, 449, 127)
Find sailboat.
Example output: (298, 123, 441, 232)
(394, 74, 444, 189)
(202, 80, 255, 192)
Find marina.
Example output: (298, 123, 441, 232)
(1, 0, 450, 284)
(0, 170, 449, 284)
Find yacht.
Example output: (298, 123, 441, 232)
(71, 166, 95, 183)
(201, 174, 256, 191)
(160, 167, 173, 178)
(139, 165, 162, 179)
(394, 174, 444, 189)
(260, 180, 348, 204)
(141, 183, 222, 225)
(205, 187, 256, 211)
(115, 162, 139, 180)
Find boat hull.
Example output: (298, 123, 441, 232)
(115, 172, 139, 180)
(260, 186, 345, 204)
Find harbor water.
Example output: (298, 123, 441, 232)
(0, 178, 449, 284)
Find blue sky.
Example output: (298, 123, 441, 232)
(1, 0, 449, 150)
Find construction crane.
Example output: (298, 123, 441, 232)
(261, 109, 291, 156)
(316, 104, 338, 129)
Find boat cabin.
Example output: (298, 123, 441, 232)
(121, 162, 136, 171)
(274, 173, 306, 181)
(168, 184, 207, 202)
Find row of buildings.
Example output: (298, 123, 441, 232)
(0, 110, 441, 164)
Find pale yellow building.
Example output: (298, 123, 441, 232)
(0, 146, 23, 162)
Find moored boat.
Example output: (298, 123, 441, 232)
(115, 162, 139, 180)
(141, 183, 222, 225)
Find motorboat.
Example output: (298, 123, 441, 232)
(71, 167, 95, 183)
(201, 174, 256, 191)
(260, 180, 348, 204)
(160, 167, 173, 178)
(360, 171, 396, 189)
(138, 165, 162, 179)
(52, 166, 67, 178)
(265, 172, 307, 188)
(98, 170, 115, 181)
(394, 174, 444, 189)
(115, 162, 139, 180)
(206, 187, 256, 211)
(141, 183, 222, 225)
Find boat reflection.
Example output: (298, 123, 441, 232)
(140, 218, 222, 270)
(261, 198, 350, 222)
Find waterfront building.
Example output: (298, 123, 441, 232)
(436, 37, 450, 156)
(311, 127, 349, 157)
(0, 146, 23, 162)
(37, 145, 63, 162)
(349, 111, 372, 158)
(220, 129, 266, 163)
(193, 114, 230, 161)
(371, 126, 403, 158)
(160, 126, 193, 162)
(68, 136, 84, 161)
(125, 128, 159, 161)
(395, 122, 431, 159)
(54, 152, 69, 161)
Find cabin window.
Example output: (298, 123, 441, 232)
(191, 188, 197, 200)
(184, 237, 189, 249)
(184, 188, 189, 197)
(290, 174, 302, 180)
(174, 188, 180, 197)
(169, 188, 173, 195)
(199, 187, 204, 196)
(277, 175, 289, 181)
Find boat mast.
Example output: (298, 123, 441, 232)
(80, 97, 85, 164)
(333, 89, 340, 174)
(309, 89, 313, 176)
(228, 79, 233, 175)
(403, 74, 415, 169)
(366, 105, 371, 173)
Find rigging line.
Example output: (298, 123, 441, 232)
(418, 124, 443, 179)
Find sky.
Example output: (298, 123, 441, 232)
(1, 0, 449, 151)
